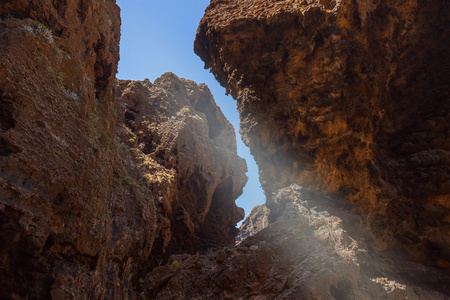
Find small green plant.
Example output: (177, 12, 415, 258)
(170, 177, 175, 183)
(37, 182, 45, 188)
(35, 22, 54, 44)
(172, 260, 182, 272)
(138, 277, 144, 290)
(128, 136, 137, 143)
(141, 160, 153, 169)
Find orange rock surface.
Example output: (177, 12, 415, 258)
(195, 0, 450, 267)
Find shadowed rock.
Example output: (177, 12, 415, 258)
(195, 0, 450, 268)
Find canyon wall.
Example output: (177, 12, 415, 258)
(156, 0, 450, 298)
(0, 1, 246, 298)
(1, 0, 449, 299)
(195, 0, 450, 266)
(1, 0, 122, 297)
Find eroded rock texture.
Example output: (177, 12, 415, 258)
(0, 1, 247, 298)
(143, 184, 448, 299)
(236, 203, 269, 244)
(1, 0, 121, 298)
(195, 0, 450, 267)
(116, 73, 247, 255)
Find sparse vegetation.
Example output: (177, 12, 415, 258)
(172, 260, 182, 272)
(194, 114, 203, 121)
(25, 22, 54, 44)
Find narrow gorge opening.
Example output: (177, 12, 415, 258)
(117, 0, 266, 227)
(1, 0, 448, 298)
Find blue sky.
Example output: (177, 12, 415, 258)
(116, 0, 265, 225)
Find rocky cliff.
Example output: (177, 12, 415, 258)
(0, 1, 246, 298)
(1, 0, 121, 298)
(190, 0, 450, 298)
(195, 0, 449, 266)
(2, 0, 449, 299)
(116, 74, 247, 256)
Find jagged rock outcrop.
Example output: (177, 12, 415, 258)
(2, 0, 449, 298)
(193, 0, 450, 298)
(0, 1, 247, 298)
(116, 73, 247, 256)
(236, 204, 269, 244)
(143, 184, 448, 299)
(195, 0, 450, 268)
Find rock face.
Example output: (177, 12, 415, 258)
(195, 0, 450, 267)
(0, 1, 247, 298)
(2, 0, 449, 298)
(1, 0, 121, 298)
(143, 184, 449, 299)
(236, 204, 269, 244)
(116, 74, 247, 255)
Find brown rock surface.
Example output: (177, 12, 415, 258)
(195, 0, 450, 267)
(1, 0, 121, 298)
(2, 0, 449, 298)
(236, 203, 269, 244)
(116, 73, 247, 255)
(0, 1, 247, 298)
(143, 184, 449, 299)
